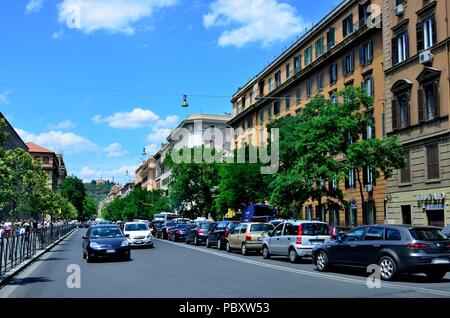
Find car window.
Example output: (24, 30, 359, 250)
(272, 223, 283, 237)
(386, 228, 402, 241)
(364, 227, 384, 240)
(231, 225, 241, 235)
(343, 228, 365, 242)
(283, 223, 298, 236)
(91, 227, 123, 238)
(409, 228, 447, 241)
(250, 224, 274, 232)
(124, 223, 149, 231)
(227, 223, 237, 231)
(240, 225, 248, 234)
(302, 223, 329, 236)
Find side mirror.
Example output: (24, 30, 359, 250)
(125, 234, 130, 238)
(82, 236, 87, 240)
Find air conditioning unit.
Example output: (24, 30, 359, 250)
(365, 184, 373, 193)
(394, 4, 405, 16)
(419, 50, 434, 65)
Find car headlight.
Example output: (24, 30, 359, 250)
(146, 234, 153, 239)
(89, 242, 100, 249)
(121, 240, 129, 247)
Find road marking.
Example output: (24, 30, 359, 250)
(157, 239, 450, 297)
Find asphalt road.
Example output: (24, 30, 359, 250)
(1, 228, 450, 298)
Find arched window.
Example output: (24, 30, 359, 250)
(391, 79, 412, 130)
(43, 156, 50, 164)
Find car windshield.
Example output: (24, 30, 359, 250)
(124, 223, 149, 231)
(250, 224, 274, 232)
(200, 223, 214, 229)
(165, 223, 176, 227)
(176, 224, 190, 229)
(91, 227, 123, 239)
(302, 223, 329, 235)
(409, 228, 447, 241)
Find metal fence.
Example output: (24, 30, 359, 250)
(0, 224, 75, 276)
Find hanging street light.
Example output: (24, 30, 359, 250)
(181, 94, 188, 107)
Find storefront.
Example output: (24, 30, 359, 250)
(417, 193, 446, 228)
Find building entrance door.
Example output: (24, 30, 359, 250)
(426, 210, 445, 228)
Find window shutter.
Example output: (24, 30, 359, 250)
(368, 40, 373, 61)
(416, 22, 424, 52)
(370, 77, 375, 97)
(350, 52, 354, 72)
(434, 82, 440, 118)
(392, 99, 398, 130)
(392, 37, 398, 65)
(359, 46, 364, 66)
(432, 17, 437, 46)
(405, 32, 409, 59)
(427, 145, 439, 180)
(418, 88, 425, 122)
(345, 173, 349, 189)
(342, 58, 347, 76)
(363, 166, 368, 186)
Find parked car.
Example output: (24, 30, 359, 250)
(172, 218, 191, 224)
(227, 222, 275, 255)
(168, 223, 191, 242)
(186, 221, 216, 245)
(330, 225, 352, 240)
(262, 221, 331, 263)
(157, 221, 177, 239)
(123, 222, 153, 248)
(312, 225, 450, 281)
(150, 220, 164, 236)
(82, 224, 130, 262)
(441, 225, 450, 239)
(206, 221, 239, 250)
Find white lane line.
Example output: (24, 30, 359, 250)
(0, 230, 78, 298)
(157, 239, 450, 297)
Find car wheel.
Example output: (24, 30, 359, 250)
(86, 253, 94, 263)
(124, 252, 131, 261)
(194, 237, 199, 246)
(426, 271, 447, 281)
(379, 256, 398, 281)
(217, 240, 222, 250)
(186, 237, 190, 244)
(289, 248, 299, 263)
(315, 250, 329, 272)
(262, 245, 271, 259)
(226, 241, 232, 253)
(206, 238, 211, 248)
(82, 251, 86, 259)
(241, 243, 248, 256)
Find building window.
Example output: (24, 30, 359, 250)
(359, 40, 373, 66)
(392, 32, 409, 65)
(267, 104, 272, 118)
(362, 75, 374, 97)
(285, 94, 291, 110)
(417, 16, 436, 51)
(268, 78, 273, 92)
(275, 71, 281, 88)
(317, 72, 324, 91)
(259, 110, 264, 123)
(426, 144, 440, 180)
(294, 55, 301, 73)
(286, 63, 290, 80)
(304, 46, 312, 66)
(342, 14, 353, 38)
(315, 37, 324, 58)
(400, 151, 411, 184)
(329, 63, 338, 85)
(346, 168, 356, 188)
(43, 156, 50, 164)
(327, 27, 335, 51)
(249, 91, 253, 105)
(330, 91, 338, 104)
(295, 86, 301, 104)
(391, 80, 412, 130)
(363, 201, 376, 225)
(329, 206, 340, 226)
(358, 0, 371, 27)
(363, 165, 374, 186)
(273, 100, 280, 116)
(247, 116, 253, 129)
(418, 82, 439, 122)
(342, 52, 354, 76)
(305, 205, 313, 220)
(306, 79, 312, 97)
(345, 206, 357, 226)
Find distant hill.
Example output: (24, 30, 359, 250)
(84, 180, 115, 206)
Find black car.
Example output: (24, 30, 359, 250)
(150, 220, 164, 236)
(186, 222, 216, 245)
(157, 221, 177, 239)
(330, 225, 352, 239)
(168, 224, 191, 242)
(206, 221, 238, 250)
(82, 224, 131, 262)
(313, 225, 450, 281)
(442, 225, 450, 239)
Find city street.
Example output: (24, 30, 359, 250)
(1, 229, 450, 298)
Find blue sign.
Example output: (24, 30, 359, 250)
(350, 199, 357, 208)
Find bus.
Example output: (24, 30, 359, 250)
(240, 204, 277, 222)
(153, 212, 179, 222)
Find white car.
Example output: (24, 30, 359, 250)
(123, 222, 154, 247)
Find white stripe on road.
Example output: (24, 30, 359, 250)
(157, 239, 450, 297)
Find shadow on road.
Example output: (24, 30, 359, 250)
(8, 276, 53, 286)
(39, 257, 68, 262)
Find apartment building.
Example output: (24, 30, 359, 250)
(135, 156, 157, 191)
(229, 0, 386, 226)
(0, 112, 28, 151)
(383, 0, 450, 227)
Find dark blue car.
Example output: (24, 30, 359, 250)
(82, 224, 131, 262)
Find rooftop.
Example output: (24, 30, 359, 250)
(26, 142, 54, 154)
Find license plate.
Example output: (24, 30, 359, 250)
(258, 237, 263, 241)
(135, 241, 143, 244)
(106, 249, 115, 253)
(432, 258, 450, 264)
(310, 240, 323, 245)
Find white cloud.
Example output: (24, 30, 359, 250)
(93, 108, 159, 129)
(57, 0, 178, 34)
(52, 29, 64, 39)
(203, 0, 306, 48)
(16, 129, 98, 154)
(0, 91, 10, 105)
(147, 127, 171, 143)
(156, 114, 179, 127)
(26, 0, 44, 14)
(48, 120, 76, 130)
(144, 143, 159, 156)
(79, 166, 97, 177)
(104, 143, 127, 158)
(78, 164, 138, 182)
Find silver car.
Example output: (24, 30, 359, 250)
(262, 220, 331, 263)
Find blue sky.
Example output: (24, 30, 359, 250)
(0, 0, 342, 184)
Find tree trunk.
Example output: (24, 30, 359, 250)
(356, 168, 365, 226)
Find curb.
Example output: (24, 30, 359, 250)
(0, 228, 77, 287)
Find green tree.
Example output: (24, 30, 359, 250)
(60, 176, 87, 220)
(83, 196, 98, 220)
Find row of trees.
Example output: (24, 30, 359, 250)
(165, 87, 405, 220)
(0, 119, 78, 220)
(101, 188, 170, 221)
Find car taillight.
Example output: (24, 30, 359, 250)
(166, 228, 170, 233)
(332, 227, 336, 237)
(326, 224, 330, 235)
(198, 229, 204, 235)
(447, 244, 450, 248)
(245, 234, 252, 241)
(406, 243, 430, 249)
(175, 230, 180, 234)
(298, 224, 303, 236)
(296, 236, 302, 245)
(224, 231, 229, 238)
